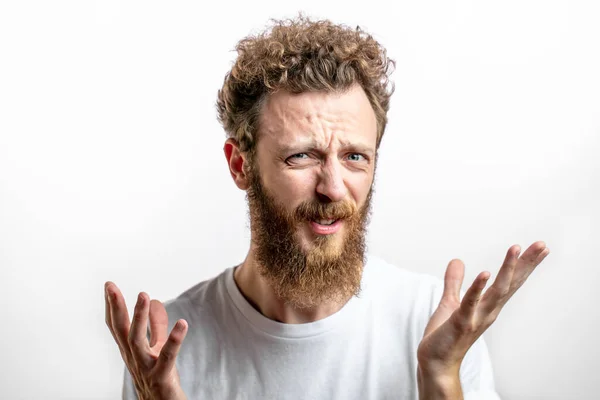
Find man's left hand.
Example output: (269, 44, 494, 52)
(416, 241, 550, 397)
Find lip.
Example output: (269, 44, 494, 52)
(309, 219, 343, 235)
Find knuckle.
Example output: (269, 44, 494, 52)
(497, 289, 510, 300)
(487, 311, 500, 324)
(488, 285, 507, 300)
(457, 319, 476, 334)
(160, 347, 175, 363)
(132, 308, 145, 323)
(465, 296, 478, 308)
(450, 313, 463, 331)
(127, 332, 140, 347)
(168, 327, 183, 344)
(463, 322, 477, 334)
(129, 337, 145, 351)
(452, 314, 476, 334)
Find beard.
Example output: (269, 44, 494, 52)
(245, 161, 373, 310)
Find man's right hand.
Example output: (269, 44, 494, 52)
(104, 281, 188, 400)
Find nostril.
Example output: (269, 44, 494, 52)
(316, 193, 334, 203)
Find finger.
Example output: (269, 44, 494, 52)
(489, 245, 521, 296)
(535, 247, 550, 264)
(154, 319, 188, 379)
(520, 241, 547, 265)
(105, 283, 133, 361)
(149, 299, 169, 348)
(128, 292, 151, 368)
(504, 243, 548, 297)
(105, 282, 114, 339)
(441, 259, 465, 306)
(459, 271, 491, 319)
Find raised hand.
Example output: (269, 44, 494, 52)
(104, 282, 188, 400)
(416, 241, 550, 396)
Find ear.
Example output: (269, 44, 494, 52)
(224, 138, 250, 190)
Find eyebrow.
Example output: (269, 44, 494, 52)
(276, 142, 375, 156)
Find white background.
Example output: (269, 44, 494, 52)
(1, 1, 599, 399)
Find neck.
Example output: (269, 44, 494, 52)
(233, 244, 355, 324)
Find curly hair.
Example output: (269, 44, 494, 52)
(215, 14, 396, 154)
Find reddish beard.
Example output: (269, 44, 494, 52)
(245, 163, 373, 310)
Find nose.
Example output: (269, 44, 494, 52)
(315, 157, 347, 203)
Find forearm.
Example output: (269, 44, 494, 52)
(417, 366, 463, 400)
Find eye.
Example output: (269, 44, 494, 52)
(347, 153, 365, 162)
(290, 153, 309, 159)
(285, 152, 312, 165)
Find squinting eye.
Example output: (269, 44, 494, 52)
(347, 153, 364, 161)
(285, 153, 311, 164)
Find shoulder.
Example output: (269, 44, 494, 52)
(363, 254, 442, 298)
(160, 268, 232, 330)
(363, 254, 440, 288)
(362, 254, 444, 317)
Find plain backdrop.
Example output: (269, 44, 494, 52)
(1, 0, 599, 399)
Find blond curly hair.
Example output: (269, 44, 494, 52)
(216, 14, 395, 153)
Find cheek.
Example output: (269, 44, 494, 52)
(346, 174, 373, 205)
(274, 171, 316, 199)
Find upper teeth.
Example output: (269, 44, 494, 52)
(317, 219, 335, 225)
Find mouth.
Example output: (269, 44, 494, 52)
(314, 218, 336, 225)
(309, 218, 343, 235)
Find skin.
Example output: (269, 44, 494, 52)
(417, 242, 549, 399)
(104, 284, 188, 400)
(104, 83, 550, 399)
(227, 83, 378, 323)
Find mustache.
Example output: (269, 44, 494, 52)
(294, 199, 358, 221)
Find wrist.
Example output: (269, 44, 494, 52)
(417, 364, 463, 400)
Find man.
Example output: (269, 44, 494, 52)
(105, 15, 550, 400)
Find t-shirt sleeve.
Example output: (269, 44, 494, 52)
(460, 335, 502, 400)
(122, 366, 139, 400)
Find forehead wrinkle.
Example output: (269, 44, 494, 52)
(259, 87, 376, 152)
(288, 109, 360, 150)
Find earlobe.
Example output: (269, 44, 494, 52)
(224, 138, 249, 190)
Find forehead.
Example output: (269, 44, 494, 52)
(257, 84, 378, 151)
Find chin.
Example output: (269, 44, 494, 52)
(299, 226, 345, 256)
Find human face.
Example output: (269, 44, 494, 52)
(253, 83, 378, 253)
(247, 84, 375, 308)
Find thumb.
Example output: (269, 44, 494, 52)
(441, 259, 465, 307)
(422, 259, 466, 337)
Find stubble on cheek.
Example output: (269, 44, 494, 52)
(244, 155, 373, 309)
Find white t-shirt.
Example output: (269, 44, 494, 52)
(123, 255, 501, 399)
